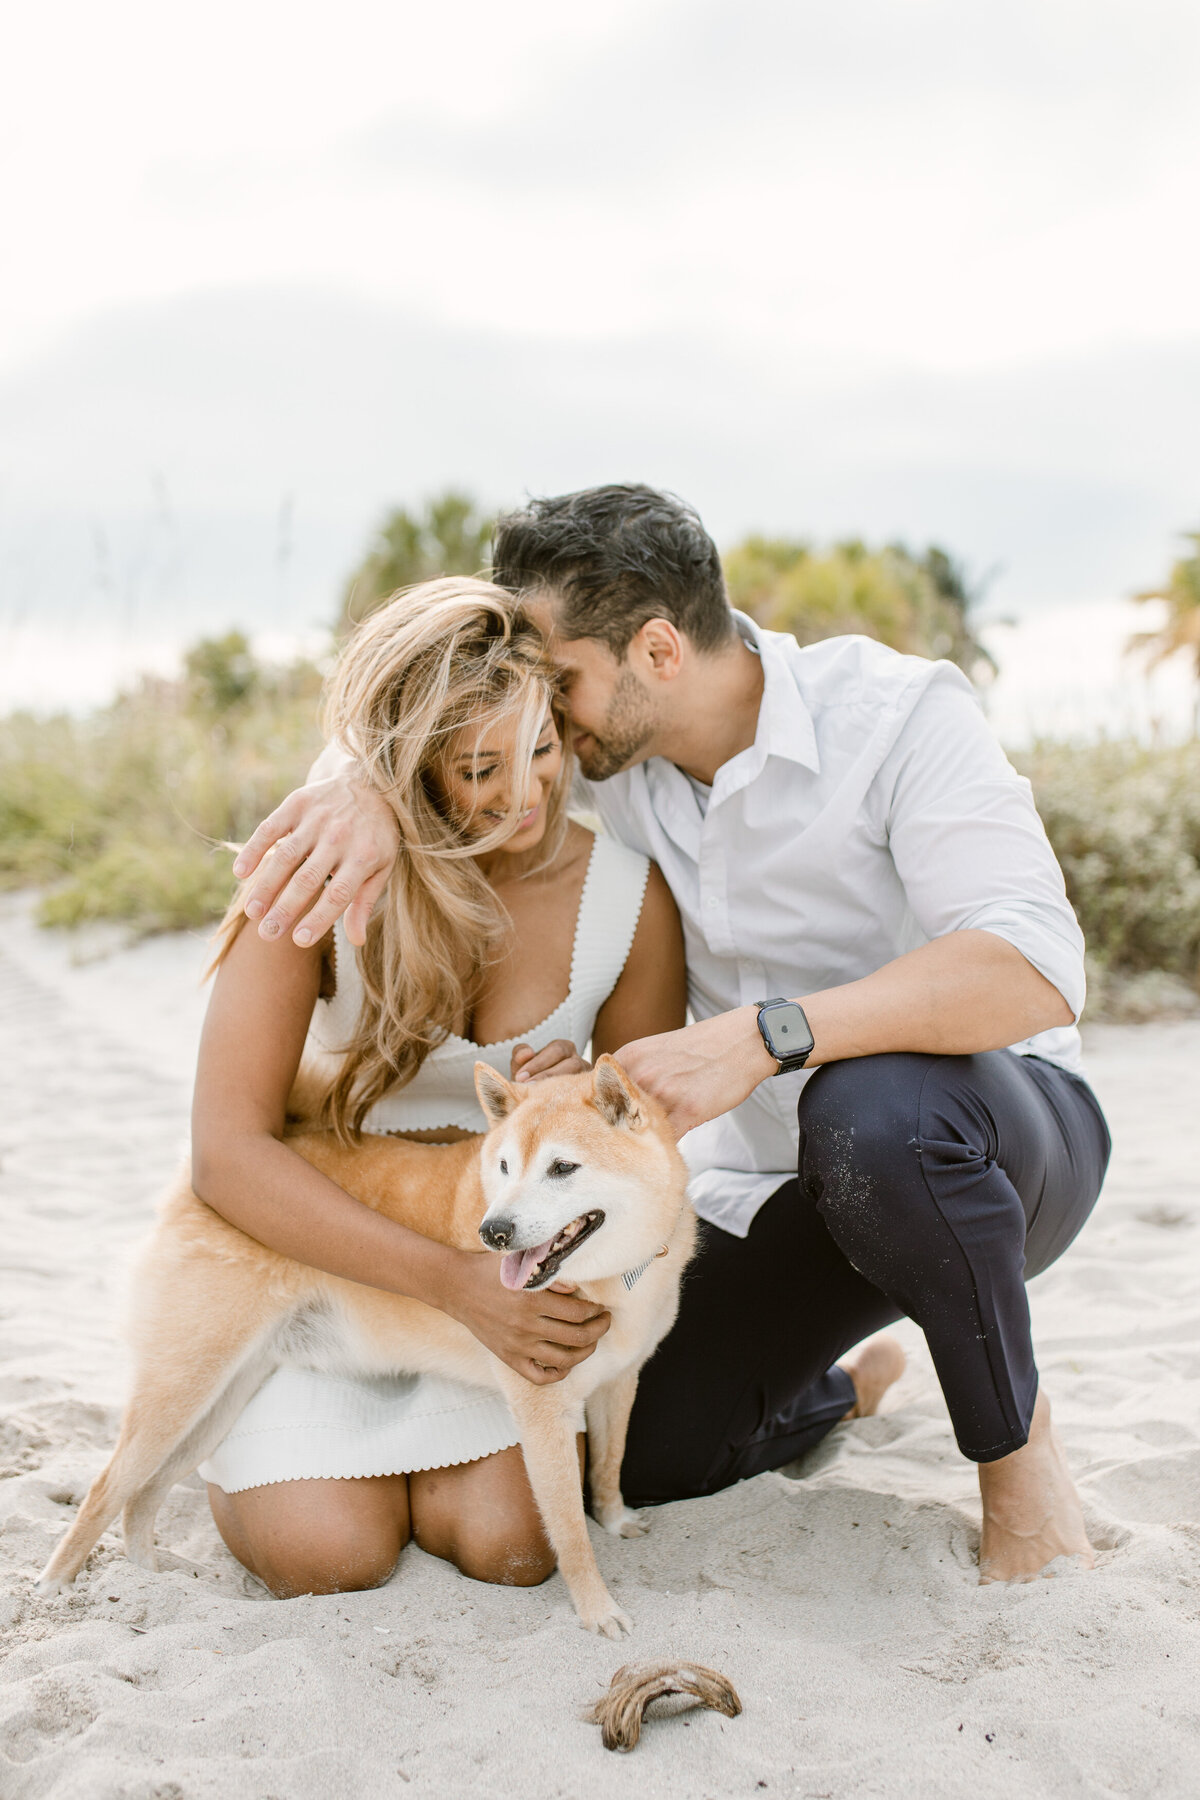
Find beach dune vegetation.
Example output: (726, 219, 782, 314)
(0, 646, 325, 934)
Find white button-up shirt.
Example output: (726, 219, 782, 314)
(577, 615, 1085, 1238)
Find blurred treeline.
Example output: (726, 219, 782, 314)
(336, 494, 997, 684)
(3, 493, 1199, 1016)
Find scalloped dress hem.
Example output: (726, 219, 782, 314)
(198, 1366, 545, 1495)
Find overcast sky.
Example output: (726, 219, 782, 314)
(2, 0, 1198, 729)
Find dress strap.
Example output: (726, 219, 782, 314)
(568, 832, 652, 1026)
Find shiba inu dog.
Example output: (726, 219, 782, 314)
(38, 1056, 696, 1637)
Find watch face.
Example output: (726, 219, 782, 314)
(762, 1002, 814, 1059)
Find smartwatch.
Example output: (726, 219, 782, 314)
(756, 998, 815, 1075)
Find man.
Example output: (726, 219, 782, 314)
(234, 484, 1110, 1582)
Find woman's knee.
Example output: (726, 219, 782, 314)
(414, 1495, 556, 1586)
(409, 1449, 558, 1587)
(209, 1478, 408, 1598)
(258, 1525, 402, 1598)
(446, 1520, 556, 1588)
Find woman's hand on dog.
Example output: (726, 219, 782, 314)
(511, 1041, 591, 1083)
(439, 1250, 610, 1385)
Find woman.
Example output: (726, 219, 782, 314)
(191, 577, 686, 1598)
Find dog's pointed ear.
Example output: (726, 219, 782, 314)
(591, 1055, 649, 1131)
(474, 1062, 523, 1125)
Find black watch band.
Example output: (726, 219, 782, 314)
(756, 998, 815, 1075)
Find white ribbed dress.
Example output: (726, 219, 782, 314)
(199, 831, 651, 1494)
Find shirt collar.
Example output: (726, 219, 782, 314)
(636, 611, 820, 841)
(713, 613, 821, 795)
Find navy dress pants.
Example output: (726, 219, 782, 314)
(621, 1050, 1111, 1505)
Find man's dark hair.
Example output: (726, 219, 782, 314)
(492, 484, 734, 657)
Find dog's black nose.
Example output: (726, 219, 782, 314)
(479, 1218, 515, 1251)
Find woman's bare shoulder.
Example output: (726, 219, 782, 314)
(540, 817, 597, 882)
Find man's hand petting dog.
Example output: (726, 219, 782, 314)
(617, 1006, 777, 1139)
(439, 1250, 610, 1386)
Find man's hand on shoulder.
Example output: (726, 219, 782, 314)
(233, 773, 401, 947)
(616, 1006, 776, 1139)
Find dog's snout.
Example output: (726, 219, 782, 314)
(479, 1217, 516, 1251)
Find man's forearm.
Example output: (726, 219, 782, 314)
(618, 930, 1074, 1138)
(799, 929, 1074, 1068)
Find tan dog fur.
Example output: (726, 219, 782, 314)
(38, 1056, 696, 1637)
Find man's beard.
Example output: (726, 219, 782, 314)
(574, 669, 657, 781)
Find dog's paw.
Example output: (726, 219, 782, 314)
(587, 1605, 634, 1640)
(575, 1586, 634, 1637)
(598, 1505, 649, 1540)
(34, 1569, 71, 1598)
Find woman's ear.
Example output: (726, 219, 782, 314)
(474, 1061, 524, 1124)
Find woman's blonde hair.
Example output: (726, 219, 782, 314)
(215, 576, 572, 1141)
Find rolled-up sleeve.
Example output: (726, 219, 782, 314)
(877, 672, 1086, 1021)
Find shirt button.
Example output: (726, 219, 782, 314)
(705, 897, 717, 909)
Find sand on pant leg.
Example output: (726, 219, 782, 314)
(2, 898, 1199, 1800)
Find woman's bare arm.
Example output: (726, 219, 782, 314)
(192, 923, 446, 1291)
(191, 922, 608, 1384)
(591, 863, 687, 1055)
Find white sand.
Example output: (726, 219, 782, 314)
(2, 893, 1198, 1800)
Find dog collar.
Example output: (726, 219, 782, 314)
(621, 1244, 669, 1293)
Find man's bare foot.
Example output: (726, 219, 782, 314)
(839, 1335, 906, 1419)
(977, 1388, 1094, 1584)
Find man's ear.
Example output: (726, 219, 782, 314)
(631, 618, 684, 682)
(591, 1055, 649, 1131)
(474, 1062, 524, 1125)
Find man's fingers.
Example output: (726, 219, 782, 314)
(341, 866, 390, 949)
(236, 775, 401, 938)
(242, 831, 314, 925)
(232, 800, 302, 883)
(283, 859, 381, 947)
(255, 850, 340, 941)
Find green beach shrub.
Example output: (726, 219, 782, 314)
(1016, 739, 1200, 997)
(0, 643, 327, 937)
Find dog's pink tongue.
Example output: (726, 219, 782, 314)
(500, 1238, 556, 1291)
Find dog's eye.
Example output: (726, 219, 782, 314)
(499, 1158, 508, 1175)
(547, 1159, 580, 1180)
